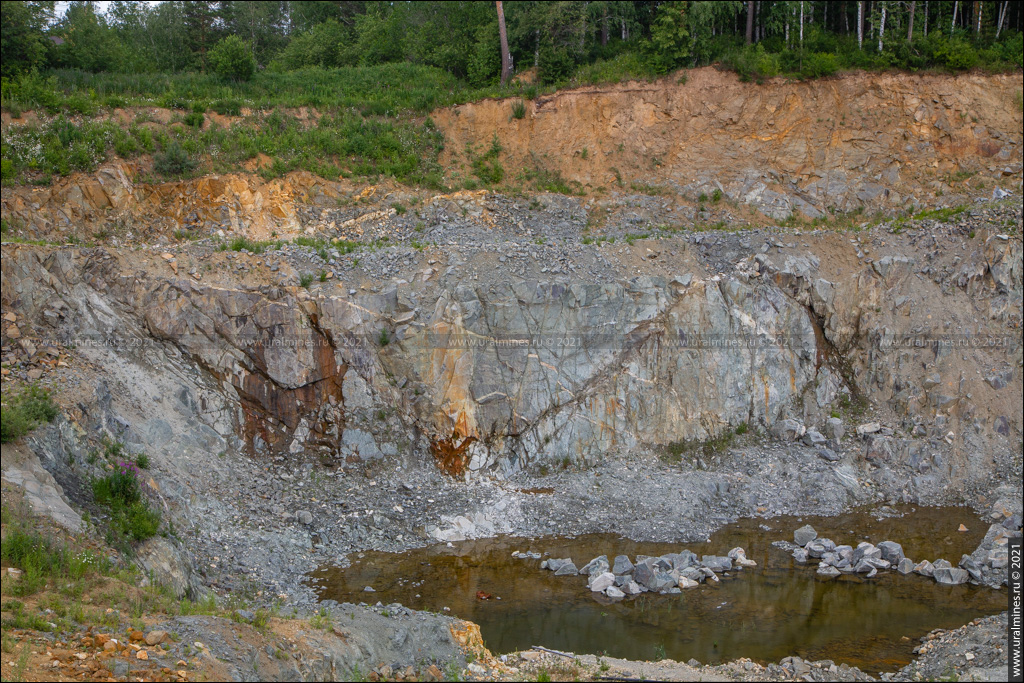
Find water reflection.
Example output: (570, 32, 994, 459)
(309, 506, 1005, 674)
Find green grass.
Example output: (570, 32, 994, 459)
(0, 504, 109, 597)
(2, 94, 446, 188)
(913, 205, 967, 222)
(1, 385, 58, 443)
(661, 428, 737, 465)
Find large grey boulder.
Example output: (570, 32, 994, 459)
(701, 555, 733, 572)
(877, 541, 904, 564)
(633, 560, 656, 588)
(794, 525, 817, 546)
(852, 542, 881, 564)
(958, 555, 983, 582)
(554, 561, 579, 576)
(612, 555, 635, 575)
(136, 537, 204, 600)
(896, 557, 915, 574)
(580, 555, 610, 576)
(648, 572, 677, 593)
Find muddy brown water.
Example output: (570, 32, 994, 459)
(309, 506, 1005, 674)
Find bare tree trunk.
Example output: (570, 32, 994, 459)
(974, 1, 982, 33)
(996, 0, 1008, 37)
(907, 0, 915, 41)
(952, 0, 959, 34)
(745, 0, 755, 43)
(800, 1, 805, 47)
(858, 1, 864, 48)
(601, 7, 608, 46)
(924, 0, 928, 36)
(496, 0, 511, 85)
(878, 1, 887, 51)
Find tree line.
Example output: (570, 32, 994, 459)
(2, 1, 1022, 84)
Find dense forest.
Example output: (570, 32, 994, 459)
(3, 1, 1022, 84)
(1, 1, 1021, 188)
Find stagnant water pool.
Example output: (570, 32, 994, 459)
(309, 506, 1006, 674)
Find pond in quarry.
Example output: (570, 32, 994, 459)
(309, 506, 1005, 674)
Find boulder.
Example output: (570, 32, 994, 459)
(794, 525, 817, 546)
(896, 558, 915, 574)
(792, 548, 809, 563)
(773, 419, 806, 441)
(589, 572, 616, 592)
(856, 422, 881, 436)
(604, 586, 625, 599)
(633, 560, 656, 587)
(852, 542, 881, 564)
(817, 565, 841, 578)
(648, 572, 677, 593)
(553, 561, 579, 576)
(701, 555, 733, 572)
(678, 577, 700, 589)
(817, 448, 841, 462)
(958, 555, 983, 582)
(580, 555, 610, 576)
(801, 430, 827, 447)
(727, 547, 757, 567)
(135, 537, 203, 600)
(612, 555, 635, 575)
(622, 581, 643, 595)
(914, 560, 935, 577)
(877, 541, 905, 565)
(824, 417, 844, 440)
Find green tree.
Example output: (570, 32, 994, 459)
(644, 0, 690, 74)
(53, 1, 123, 72)
(220, 1, 289, 67)
(467, 20, 501, 85)
(208, 34, 256, 81)
(270, 18, 355, 70)
(353, 2, 408, 65)
(1, 1, 54, 77)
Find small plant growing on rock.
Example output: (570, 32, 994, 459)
(510, 99, 526, 120)
(299, 273, 314, 288)
(1, 385, 58, 443)
(378, 329, 390, 346)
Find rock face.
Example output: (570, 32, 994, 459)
(1, 199, 1020, 483)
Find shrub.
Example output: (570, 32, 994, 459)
(800, 52, 840, 79)
(183, 111, 205, 128)
(93, 461, 160, 543)
(729, 44, 780, 82)
(510, 99, 526, 120)
(1, 385, 58, 443)
(154, 142, 196, 177)
(211, 99, 243, 116)
(933, 37, 979, 70)
(209, 35, 256, 82)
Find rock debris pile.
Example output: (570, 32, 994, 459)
(523, 547, 756, 599)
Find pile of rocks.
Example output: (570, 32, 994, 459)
(537, 548, 756, 599)
(789, 524, 983, 585)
